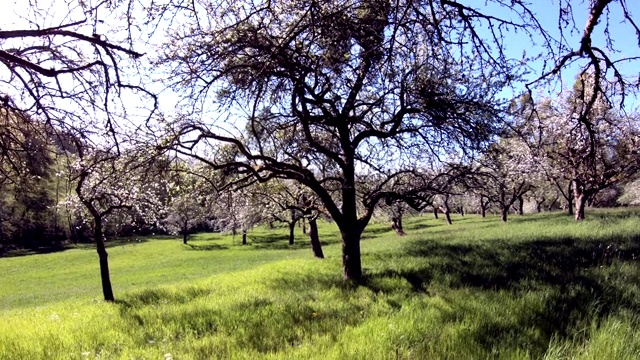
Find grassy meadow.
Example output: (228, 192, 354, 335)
(1, 209, 640, 359)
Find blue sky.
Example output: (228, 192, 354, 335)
(491, 0, 639, 106)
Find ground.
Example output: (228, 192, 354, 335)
(1, 210, 639, 359)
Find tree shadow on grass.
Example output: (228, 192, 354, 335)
(0, 236, 158, 257)
(185, 243, 228, 251)
(404, 222, 432, 231)
(505, 212, 573, 224)
(402, 235, 640, 291)
(244, 232, 341, 250)
(369, 232, 640, 357)
(0, 244, 74, 258)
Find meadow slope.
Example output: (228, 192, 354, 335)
(1, 210, 639, 359)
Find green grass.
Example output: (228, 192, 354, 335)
(1, 209, 640, 359)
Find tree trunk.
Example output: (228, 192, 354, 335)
(182, 220, 188, 244)
(444, 210, 452, 225)
(341, 227, 362, 280)
(480, 196, 491, 217)
(432, 206, 438, 219)
(94, 217, 115, 302)
(442, 195, 452, 224)
(341, 160, 363, 280)
(567, 182, 574, 216)
(459, 206, 465, 216)
(517, 196, 524, 215)
(308, 218, 324, 258)
(573, 181, 587, 221)
(480, 197, 489, 218)
(302, 217, 306, 234)
(242, 229, 247, 245)
(500, 204, 508, 222)
(288, 222, 295, 245)
(574, 194, 586, 221)
(391, 216, 406, 236)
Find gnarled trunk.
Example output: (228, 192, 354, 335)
(308, 218, 324, 258)
(432, 206, 438, 219)
(444, 210, 452, 225)
(94, 217, 114, 302)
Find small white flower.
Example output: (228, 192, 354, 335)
(164, 354, 172, 360)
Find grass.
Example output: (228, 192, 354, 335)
(1, 209, 639, 359)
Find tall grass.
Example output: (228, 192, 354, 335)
(1, 209, 639, 359)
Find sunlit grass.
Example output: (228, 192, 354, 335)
(1, 209, 639, 359)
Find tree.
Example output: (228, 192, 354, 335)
(432, 194, 453, 225)
(158, 0, 526, 280)
(618, 179, 640, 206)
(383, 202, 410, 236)
(0, 108, 78, 250)
(474, 138, 534, 222)
(215, 187, 265, 245)
(253, 181, 305, 246)
(517, 79, 640, 220)
(164, 164, 211, 244)
(65, 145, 164, 301)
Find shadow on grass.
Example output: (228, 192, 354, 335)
(186, 243, 228, 251)
(0, 236, 157, 257)
(402, 235, 639, 291)
(357, 232, 640, 357)
(0, 244, 74, 258)
(243, 232, 341, 250)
